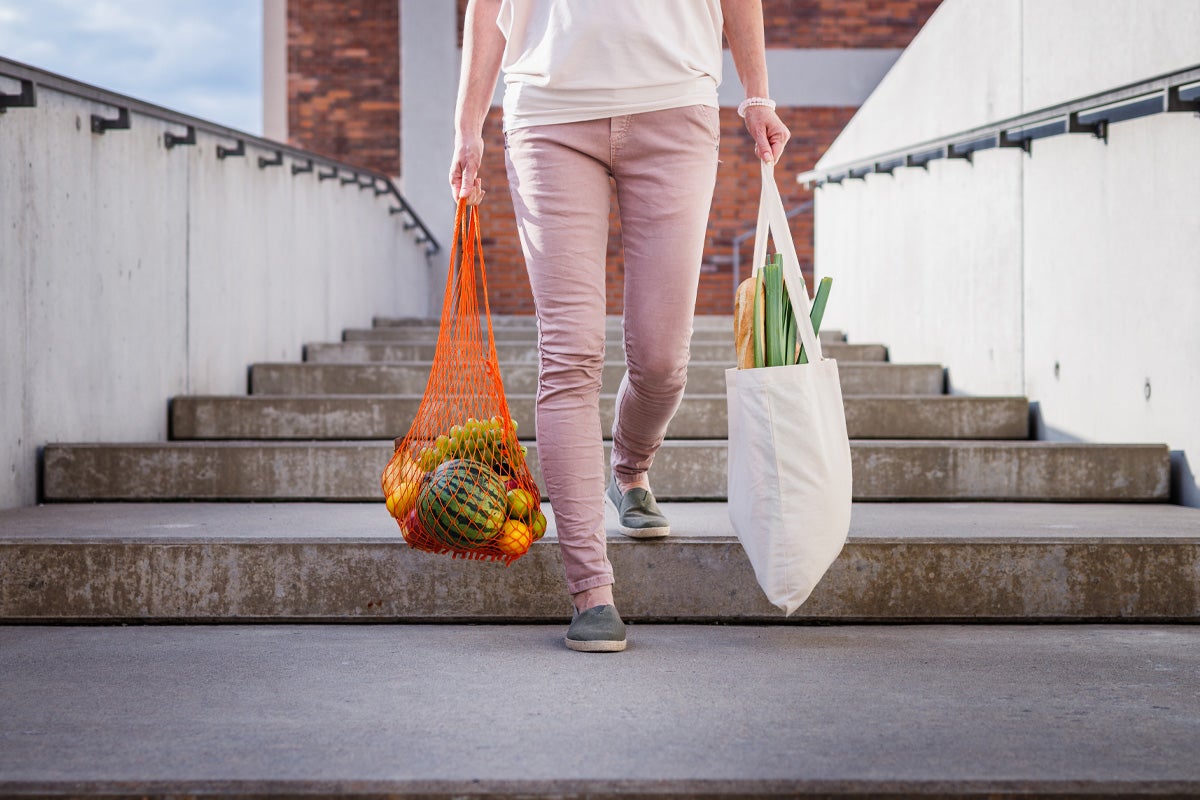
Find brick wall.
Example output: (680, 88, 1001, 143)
(288, 0, 943, 314)
(287, 1, 400, 175)
(458, 0, 943, 49)
(762, 0, 943, 48)
(474, 106, 855, 316)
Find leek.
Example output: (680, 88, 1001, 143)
(797, 277, 833, 365)
(777, 254, 797, 365)
(752, 268, 765, 369)
(763, 259, 785, 367)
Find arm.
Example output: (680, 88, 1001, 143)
(451, 0, 506, 204)
(721, 0, 790, 164)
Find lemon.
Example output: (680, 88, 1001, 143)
(385, 481, 421, 519)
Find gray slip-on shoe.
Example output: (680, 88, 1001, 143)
(605, 480, 671, 539)
(565, 604, 627, 653)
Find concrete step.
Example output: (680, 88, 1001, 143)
(4, 625, 1198, 799)
(328, 335, 892, 364)
(357, 324, 745, 343)
(172, 395, 1030, 441)
(377, 314, 739, 328)
(3, 502, 1198, 622)
(43, 440, 1170, 502)
(344, 325, 872, 350)
(322, 338, 887, 363)
(250, 361, 946, 396)
(373, 314, 848, 339)
(307, 340, 736, 364)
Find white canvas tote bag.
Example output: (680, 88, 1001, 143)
(725, 162, 853, 615)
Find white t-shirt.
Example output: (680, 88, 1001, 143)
(496, 0, 723, 131)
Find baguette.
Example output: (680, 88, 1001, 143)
(733, 276, 757, 369)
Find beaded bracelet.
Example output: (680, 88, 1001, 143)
(737, 97, 777, 118)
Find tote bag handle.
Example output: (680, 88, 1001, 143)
(750, 161, 824, 363)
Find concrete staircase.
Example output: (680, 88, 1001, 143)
(5, 314, 1199, 799)
(8, 315, 1195, 623)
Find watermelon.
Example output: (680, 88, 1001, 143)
(416, 459, 507, 548)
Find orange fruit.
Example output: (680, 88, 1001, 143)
(494, 519, 533, 557)
(385, 481, 421, 519)
(398, 456, 424, 483)
(383, 451, 424, 493)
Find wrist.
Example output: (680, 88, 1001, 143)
(454, 110, 487, 140)
(455, 123, 484, 140)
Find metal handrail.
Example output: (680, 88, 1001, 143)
(0, 55, 440, 256)
(731, 201, 813, 298)
(798, 63, 1200, 188)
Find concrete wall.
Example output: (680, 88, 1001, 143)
(400, 0, 458, 316)
(0, 80, 432, 510)
(812, 0, 1200, 505)
(820, 1, 1023, 166)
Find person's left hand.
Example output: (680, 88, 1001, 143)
(743, 106, 790, 164)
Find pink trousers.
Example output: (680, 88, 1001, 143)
(503, 105, 720, 594)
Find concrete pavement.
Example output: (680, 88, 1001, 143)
(1, 624, 1197, 797)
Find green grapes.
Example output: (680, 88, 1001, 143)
(418, 416, 523, 472)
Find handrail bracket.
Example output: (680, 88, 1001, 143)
(164, 125, 196, 149)
(91, 107, 130, 135)
(217, 140, 245, 159)
(0, 78, 36, 114)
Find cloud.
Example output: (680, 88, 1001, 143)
(0, 0, 262, 134)
(0, 5, 25, 25)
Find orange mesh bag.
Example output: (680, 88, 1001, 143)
(380, 199, 545, 563)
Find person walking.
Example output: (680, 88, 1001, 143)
(450, 0, 790, 652)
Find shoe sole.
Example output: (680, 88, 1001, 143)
(565, 637, 628, 653)
(605, 492, 671, 539)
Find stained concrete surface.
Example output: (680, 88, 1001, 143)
(3, 501, 1198, 543)
(3, 503, 1197, 623)
(170, 394, 1029, 441)
(0, 625, 1197, 795)
(40, 440, 1172, 502)
(248, 361, 947, 397)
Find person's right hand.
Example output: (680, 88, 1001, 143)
(449, 134, 486, 205)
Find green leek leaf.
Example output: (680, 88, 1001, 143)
(753, 269, 764, 369)
(797, 277, 832, 365)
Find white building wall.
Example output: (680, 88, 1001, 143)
(812, 0, 1200, 505)
(1021, 114, 1200, 501)
(819, 1, 1024, 166)
(816, 148, 1026, 395)
(1021, 0, 1200, 110)
(0, 80, 432, 509)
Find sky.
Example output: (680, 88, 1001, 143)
(0, 0, 263, 134)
